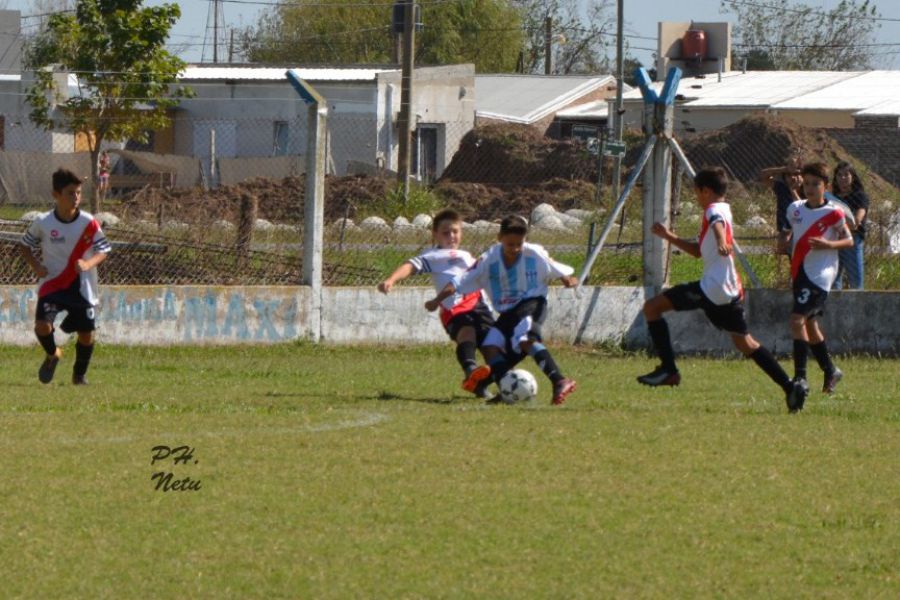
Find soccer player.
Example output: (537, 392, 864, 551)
(425, 215, 578, 405)
(637, 167, 803, 411)
(378, 208, 494, 397)
(19, 168, 112, 385)
(778, 162, 854, 406)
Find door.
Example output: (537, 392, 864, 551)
(412, 125, 438, 185)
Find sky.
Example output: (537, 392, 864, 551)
(7, 0, 900, 69)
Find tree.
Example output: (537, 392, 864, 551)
(240, 0, 524, 73)
(721, 0, 882, 71)
(25, 0, 190, 213)
(516, 0, 617, 74)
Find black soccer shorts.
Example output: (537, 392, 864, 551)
(663, 281, 749, 335)
(791, 267, 828, 319)
(36, 289, 97, 333)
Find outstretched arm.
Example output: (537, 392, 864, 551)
(652, 222, 701, 258)
(378, 261, 416, 294)
(425, 281, 456, 312)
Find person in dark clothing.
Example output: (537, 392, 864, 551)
(831, 161, 869, 290)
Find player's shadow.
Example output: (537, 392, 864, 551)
(367, 390, 456, 405)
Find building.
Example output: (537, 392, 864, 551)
(173, 63, 475, 184)
(474, 74, 624, 141)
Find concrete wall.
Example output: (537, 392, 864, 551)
(1, 285, 898, 356)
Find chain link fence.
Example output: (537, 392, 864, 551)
(0, 108, 898, 290)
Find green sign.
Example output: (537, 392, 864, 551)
(603, 140, 626, 157)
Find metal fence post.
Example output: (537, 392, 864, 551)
(287, 71, 326, 342)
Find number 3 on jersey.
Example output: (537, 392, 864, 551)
(796, 288, 811, 304)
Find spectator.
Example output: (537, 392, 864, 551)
(831, 161, 868, 290)
(97, 150, 111, 202)
(759, 160, 804, 235)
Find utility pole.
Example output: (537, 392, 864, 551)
(544, 16, 553, 75)
(213, 0, 219, 63)
(611, 0, 624, 202)
(228, 28, 234, 63)
(396, 0, 416, 200)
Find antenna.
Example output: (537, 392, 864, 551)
(202, 0, 227, 63)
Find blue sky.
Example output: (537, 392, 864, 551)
(9, 0, 900, 68)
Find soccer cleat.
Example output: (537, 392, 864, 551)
(473, 377, 493, 399)
(38, 355, 60, 384)
(637, 366, 681, 387)
(72, 374, 88, 385)
(823, 367, 843, 394)
(551, 378, 577, 405)
(462, 365, 491, 393)
(787, 378, 809, 413)
(485, 394, 503, 405)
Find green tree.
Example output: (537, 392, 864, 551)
(241, 0, 524, 73)
(721, 0, 881, 70)
(25, 0, 190, 213)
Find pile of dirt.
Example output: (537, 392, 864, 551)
(119, 174, 398, 225)
(433, 178, 598, 221)
(440, 123, 597, 185)
(679, 113, 896, 197)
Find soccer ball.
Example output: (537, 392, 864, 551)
(499, 369, 538, 404)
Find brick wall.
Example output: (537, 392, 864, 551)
(827, 125, 900, 186)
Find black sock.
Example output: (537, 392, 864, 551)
(74, 342, 94, 377)
(456, 341, 478, 376)
(530, 346, 564, 384)
(793, 339, 808, 380)
(647, 319, 677, 372)
(36, 332, 57, 356)
(808, 341, 835, 375)
(488, 355, 511, 383)
(750, 346, 792, 393)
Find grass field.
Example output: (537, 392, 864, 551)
(1, 343, 897, 598)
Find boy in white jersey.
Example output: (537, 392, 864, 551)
(378, 209, 494, 396)
(638, 168, 803, 411)
(19, 169, 111, 385)
(777, 162, 853, 408)
(426, 215, 578, 405)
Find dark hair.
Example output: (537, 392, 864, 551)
(831, 160, 865, 194)
(500, 215, 528, 235)
(52, 168, 82, 192)
(801, 162, 830, 183)
(693, 167, 728, 196)
(432, 208, 461, 232)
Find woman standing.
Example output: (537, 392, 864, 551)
(831, 161, 868, 289)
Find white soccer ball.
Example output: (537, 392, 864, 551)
(499, 369, 539, 404)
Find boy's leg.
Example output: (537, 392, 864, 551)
(35, 319, 62, 384)
(72, 331, 95, 385)
(731, 332, 805, 411)
(60, 305, 98, 385)
(638, 291, 680, 386)
(806, 318, 841, 394)
(34, 298, 63, 384)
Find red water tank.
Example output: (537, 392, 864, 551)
(682, 29, 708, 61)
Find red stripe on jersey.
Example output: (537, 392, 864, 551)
(439, 291, 481, 326)
(790, 209, 844, 281)
(723, 218, 744, 298)
(38, 219, 100, 297)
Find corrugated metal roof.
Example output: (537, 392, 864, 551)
(555, 100, 609, 119)
(179, 66, 396, 82)
(622, 70, 859, 108)
(854, 99, 900, 117)
(475, 74, 618, 124)
(773, 70, 900, 112)
(622, 69, 900, 116)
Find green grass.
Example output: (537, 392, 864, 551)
(1, 343, 897, 598)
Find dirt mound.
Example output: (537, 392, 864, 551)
(440, 123, 597, 185)
(433, 178, 597, 221)
(679, 113, 895, 196)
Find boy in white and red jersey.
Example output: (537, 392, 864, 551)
(638, 168, 802, 410)
(426, 215, 578, 406)
(777, 162, 854, 409)
(19, 168, 111, 385)
(378, 209, 494, 397)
